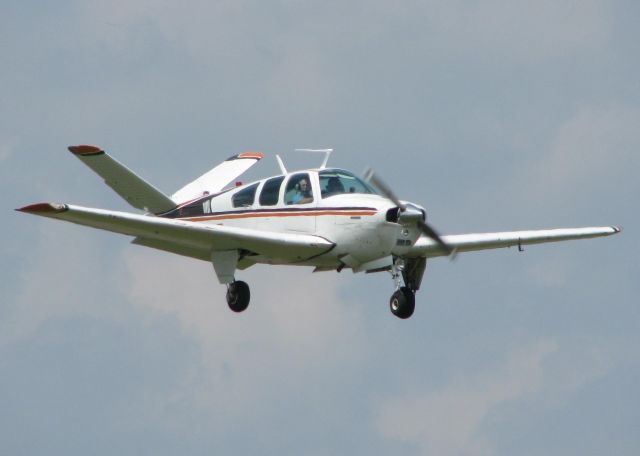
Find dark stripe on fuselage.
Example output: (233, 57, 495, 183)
(174, 206, 378, 222)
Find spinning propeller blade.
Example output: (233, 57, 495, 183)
(363, 169, 406, 211)
(364, 168, 454, 256)
(416, 219, 454, 256)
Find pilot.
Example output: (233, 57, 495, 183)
(291, 178, 313, 204)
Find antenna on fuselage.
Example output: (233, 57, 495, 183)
(275, 154, 288, 174)
(295, 148, 333, 169)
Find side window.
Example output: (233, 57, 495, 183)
(232, 183, 259, 208)
(284, 173, 314, 205)
(259, 176, 285, 206)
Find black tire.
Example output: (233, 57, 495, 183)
(389, 287, 415, 319)
(226, 280, 250, 313)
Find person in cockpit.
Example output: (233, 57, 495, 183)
(324, 176, 345, 197)
(290, 177, 313, 204)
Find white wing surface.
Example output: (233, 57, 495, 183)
(17, 203, 335, 262)
(68, 145, 177, 214)
(172, 152, 264, 204)
(410, 226, 621, 258)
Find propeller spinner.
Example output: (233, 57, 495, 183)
(364, 169, 455, 256)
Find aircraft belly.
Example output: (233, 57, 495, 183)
(183, 217, 331, 262)
(248, 255, 340, 267)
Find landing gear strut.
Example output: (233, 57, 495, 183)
(389, 257, 416, 319)
(226, 280, 250, 313)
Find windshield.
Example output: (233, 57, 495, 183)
(319, 170, 378, 198)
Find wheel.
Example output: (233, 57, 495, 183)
(226, 280, 250, 313)
(389, 287, 415, 319)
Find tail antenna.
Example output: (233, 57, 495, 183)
(295, 148, 333, 169)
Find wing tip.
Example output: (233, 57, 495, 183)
(227, 152, 265, 161)
(16, 202, 68, 214)
(612, 225, 623, 234)
(68, 144, 104, 156)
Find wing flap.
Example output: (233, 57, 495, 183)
(131, 237, 211, 261)
(17, 202, 335, 261)
(69, 145, 176, 214)
(411, 226, 621, 258)
(171, 152, 264, 204)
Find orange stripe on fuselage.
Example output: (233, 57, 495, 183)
(181, 210, 377, 222)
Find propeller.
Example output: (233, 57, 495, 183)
(364, 168, 455, 256)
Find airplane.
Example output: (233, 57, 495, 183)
(17, 145, 621, 319)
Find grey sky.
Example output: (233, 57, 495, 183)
(2, 1, 638, 454)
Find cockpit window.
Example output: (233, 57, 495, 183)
(319, 170, 378, 198)
(284, 173, 314, 205)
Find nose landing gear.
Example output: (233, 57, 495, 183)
(388, 257, 420, 319)
(390, 286, 415, 319)
(226, 280, 250, 313)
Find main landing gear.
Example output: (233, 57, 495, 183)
(226, 280, 250, 313)
(211, 251, 250, 313)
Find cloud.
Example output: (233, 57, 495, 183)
(526, 255, 572, 288)
(1, 218, 371, 449)
(0, 143, 12, 162)
(540, 106, 640, 189)
(375, 339, 615, 455)
(1, 224, 126, 347)
(121, 246, 368, 431)
(416, 0, 610, 61)
(521, 105, 640, 209)
(376, 341, 556, 455)
(78, 0, 611, 61)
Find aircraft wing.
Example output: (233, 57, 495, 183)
(68, 145, 177, 214)
(410, 226, 621, 258)
(171, 152, 265, 204)
(16, 203, 335, 262)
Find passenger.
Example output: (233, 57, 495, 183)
(324, 176, 345, 196)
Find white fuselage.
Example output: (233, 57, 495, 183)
(174, 168, 424, 268)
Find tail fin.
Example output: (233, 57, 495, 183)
(171, 152, 264, 204)
(69, 145, 177, 214)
